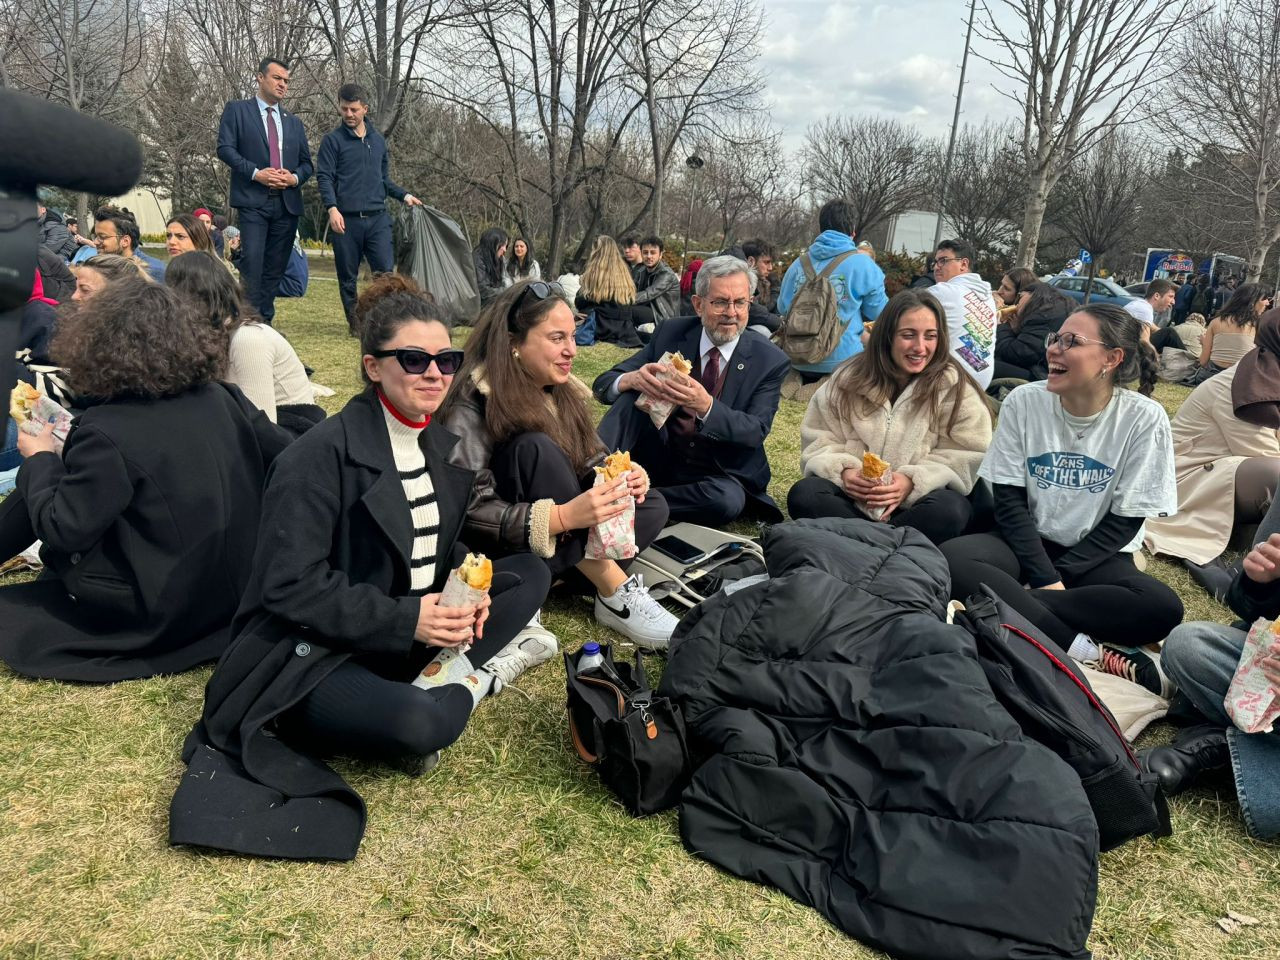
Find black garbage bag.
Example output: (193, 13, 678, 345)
(394, 205, 481, 324)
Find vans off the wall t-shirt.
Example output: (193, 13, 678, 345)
(979, 381, 1177, 551)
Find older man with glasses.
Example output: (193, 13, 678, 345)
(592, 255, 790, 526)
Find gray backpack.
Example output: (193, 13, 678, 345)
(773, 249, 858, 364)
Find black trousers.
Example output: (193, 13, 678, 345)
(992, 359, 1035, 382)
(332, 210, 393, 328)
(237, 193, 296, 324)
(490, 432, 669, 580)
(279, 552, 549, 764)
(1150, 325, 1185, 352)
(0, 485, 33, 562)
(941, 533, 1184, 651)
(786, 475, 973, 546)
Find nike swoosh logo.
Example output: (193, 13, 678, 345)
(601, 598, 631, 619)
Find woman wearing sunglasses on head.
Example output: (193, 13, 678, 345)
(941, 303, 1185, 696)
(439, 280, 679, 651)
(170, 276, 551, 861)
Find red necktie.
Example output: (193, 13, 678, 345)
(700, 348, 720, 394)
(266, 106, 282, 169)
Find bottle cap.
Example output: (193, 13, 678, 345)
(582, 642, 600, 655)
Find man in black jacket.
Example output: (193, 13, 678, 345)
(1142, 495, 1280, 840)
(315, 82, 423, 331)
(37, 203, 77, 260)
(630, 235, 680, 333)
(593, 255, 788, 526)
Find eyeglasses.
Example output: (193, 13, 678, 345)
(506, 280, 566, 331)
(1045, 331, 1116, 351)
(370, 347, 465, 375)
(706, 298, 751, 313)
(932, 256, 961, 267)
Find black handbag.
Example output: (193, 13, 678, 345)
(565, 643, 691, 816)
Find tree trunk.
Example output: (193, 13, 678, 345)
(1083, 259, 1096, 304)
(1016, 174, 1051, 270)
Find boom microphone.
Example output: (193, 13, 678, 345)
(0, 89, 144, 195)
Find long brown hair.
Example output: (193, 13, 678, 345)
(829, 289, 988, 435)
(167, 213, 215, 254)
(444, 281, 602, 471)
(1075, 303, 1158, 396)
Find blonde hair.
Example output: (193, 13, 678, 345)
(73, 254, 155, 284)
(578, 235, 636, 304)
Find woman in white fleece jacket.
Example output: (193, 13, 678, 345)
(788, 289, 993, 545)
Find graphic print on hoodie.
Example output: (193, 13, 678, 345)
(930, 273, 997, 389)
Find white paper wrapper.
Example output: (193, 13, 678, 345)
(633, 351, 686, 429)
(16, 393, 73, 455)
(585, 471, 637, 560)
(858, 467, 893, 521)
(1226, 617, 1280, 734)
(411, 567, 489, 688)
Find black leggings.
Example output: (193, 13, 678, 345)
(490, 431, 669, 580)
(279, 552, 549, 763)
(941, 533, 1184, 651)
(787, 475, 973, 546)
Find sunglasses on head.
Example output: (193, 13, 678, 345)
(370, 347, 465, 375)
(505, 280, 566, 330)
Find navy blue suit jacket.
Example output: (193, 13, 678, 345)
(217, 99, 313, 217)
(593, 315, 789, 520)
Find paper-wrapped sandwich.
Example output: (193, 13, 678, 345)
(634, 351, 691, 429)
(586, 450, 638, 560)
(9, 380, 73, 453)
(860, 452, 893, 520)
(1226, 615, 1280, 734)
(412, 552, 493, 688)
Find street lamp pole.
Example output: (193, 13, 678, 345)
(932, 0, 977, 252)
(682, 154, 704, 271)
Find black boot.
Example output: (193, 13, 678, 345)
(1183, 556, 1238, 603)
(1139, 724, 1231, 796)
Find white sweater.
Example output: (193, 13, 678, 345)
(227, 323, 313, 422)
(799, 367, 993, 507)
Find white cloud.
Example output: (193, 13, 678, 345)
(758, 0, 1021, 148)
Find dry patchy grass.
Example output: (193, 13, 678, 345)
(2, 280, 1278, 959)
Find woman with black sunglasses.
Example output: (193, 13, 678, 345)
(439, 280, 679, 651)
(941, 303, 1185, 696)
(170, 274, 551, 861)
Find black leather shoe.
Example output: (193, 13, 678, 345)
(1184, 557, 1239, 603)
(1139, 724, 1230, 796)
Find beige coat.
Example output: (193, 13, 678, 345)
(800, 367, 992, 512)
(1144, 363, 1280, 563)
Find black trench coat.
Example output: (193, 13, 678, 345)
(169, 389, 476, 861)
(0, 383, 290, 682)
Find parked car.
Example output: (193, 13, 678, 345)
(1047, 275, 1136, 306)
(1124, 282, 1149, 296)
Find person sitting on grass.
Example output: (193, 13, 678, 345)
(0, 278, 290, 682)
(164, 212, 216, 259)
(1140, 491, 1280, 841)
(574, 234, 640, 348)
(70, 252, 153, 301)
(166, 250, 324, 435)
(941, 303, 1185, 695)
(992, 281, 1073, 384)
(439, 280, 679, 651)
(787, 289, 993, 546)
(1145, 307, 1280, 601)
(1184, 282, 1267, 385)
(169, 278, 551, 862)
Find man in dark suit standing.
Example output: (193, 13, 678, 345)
(593, 255, 789, 526)
(217, 57, 313, 324)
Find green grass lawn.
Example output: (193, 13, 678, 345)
(2, 279, 1279, 959)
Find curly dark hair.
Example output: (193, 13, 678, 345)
(51, 278, 226, 399)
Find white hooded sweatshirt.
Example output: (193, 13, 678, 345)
(929, 273, 997, 389)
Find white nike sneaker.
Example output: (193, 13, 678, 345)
(482, 611, 559, 694)
(593, 574, 681, 650)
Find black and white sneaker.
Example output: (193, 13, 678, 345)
(593, 574, 680, 650)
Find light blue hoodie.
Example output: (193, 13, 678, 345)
(776, 230, 888, 374)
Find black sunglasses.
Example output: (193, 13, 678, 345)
(370, 347, 464, 375)
(505, 280, 566, 330)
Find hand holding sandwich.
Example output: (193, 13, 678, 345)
(415, 594, 486, 648)
(16, 420, 57, 458)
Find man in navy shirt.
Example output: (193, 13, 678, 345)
(316, 82, 423, 331)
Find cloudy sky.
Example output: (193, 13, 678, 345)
(759, 0, 1021, 147)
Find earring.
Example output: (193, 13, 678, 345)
(512, 348, 520, 360)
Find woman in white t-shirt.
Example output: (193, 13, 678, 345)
(941, 302, 1184, 696)
(167, 251, 324, 435)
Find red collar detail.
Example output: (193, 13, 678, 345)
(377, 388, 430, 428)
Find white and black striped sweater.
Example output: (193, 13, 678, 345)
(379, 392, 439, 593)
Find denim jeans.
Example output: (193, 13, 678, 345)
(1162, 622, 1280, 839)
(0, 419, 19, 494)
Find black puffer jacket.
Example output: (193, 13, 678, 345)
(995, 299, 1069, 380)
(658, 519, 1098, 960)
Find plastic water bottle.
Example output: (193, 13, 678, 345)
(577, 642, 605, 675)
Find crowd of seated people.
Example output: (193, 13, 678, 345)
(5, 208, 1280, 859)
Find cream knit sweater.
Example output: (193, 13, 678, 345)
(799, 366, 993, 507)
(227, 323, 314, 422)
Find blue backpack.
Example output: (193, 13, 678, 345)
(574, 310, 597, 345)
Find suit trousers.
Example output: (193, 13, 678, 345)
(332, 211, 393, 328)
(237, 192, 297, 324)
